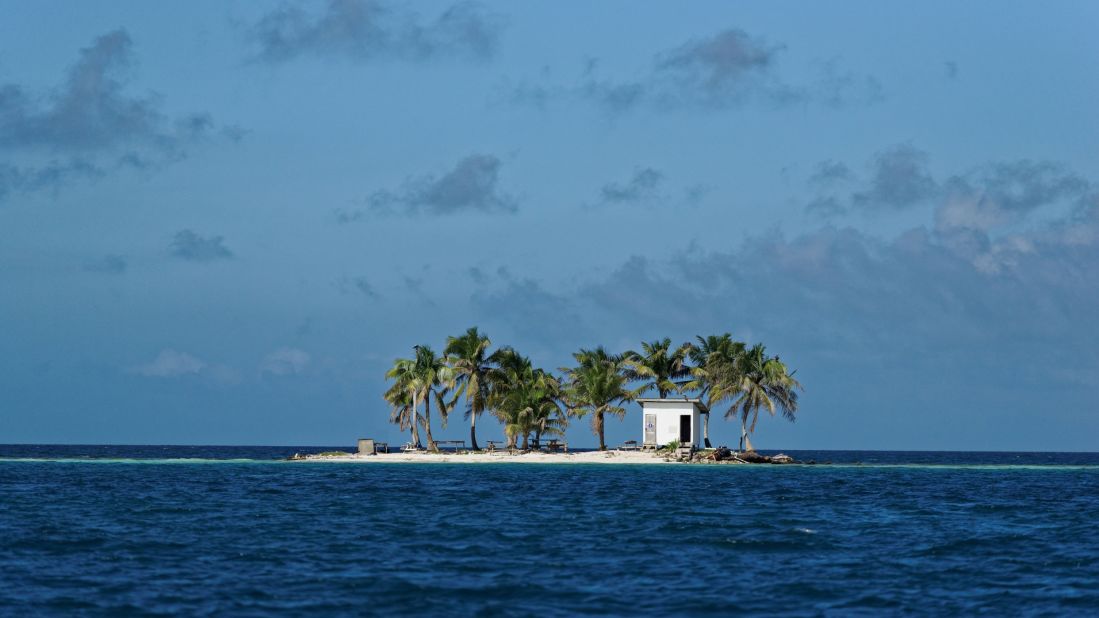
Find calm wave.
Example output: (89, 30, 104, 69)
(2, 446, 1098, 615)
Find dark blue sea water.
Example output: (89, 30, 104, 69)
(2, 446, 1098, 616)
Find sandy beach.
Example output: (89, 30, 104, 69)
(297, 450, 680, 465)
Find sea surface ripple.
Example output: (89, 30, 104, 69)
(1, 447, 1098, 616)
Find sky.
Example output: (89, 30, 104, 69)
(2, 0, 1098, 450)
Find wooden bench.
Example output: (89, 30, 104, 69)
(619, 440, 641, 451)
(435, 440, 466, 452)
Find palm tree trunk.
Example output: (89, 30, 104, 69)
(521, 434, 529, 450)
(424, 392, 438, 453)
(410, 391, 421, 448)
(739, 417, 748, 452)
(595, 410, 606, 451)
(703, 412, 712, 448)
(470, 411, 479, 451)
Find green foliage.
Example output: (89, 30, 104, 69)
(382, 344, 454, 452)
(562, 347, 642, 450)
(445, 327, 494, 421)
(445, 327, 495, 450)
(622, 338, 692, 398)
(681, 334, 802, 450)
(487, 348, 566, 449)
(683, 333, 746, 410)
(727, 344, 802, 436)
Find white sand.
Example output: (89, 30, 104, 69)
(298, 449, 679, 465)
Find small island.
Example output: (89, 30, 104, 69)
(291, 446, 798, 465)
(298, 328, 802, 464)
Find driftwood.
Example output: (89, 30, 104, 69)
(701, 448, 797, 464)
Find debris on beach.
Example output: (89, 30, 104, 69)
(699, 448, 797, 464)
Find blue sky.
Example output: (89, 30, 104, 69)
(2, 0, 1098, 450)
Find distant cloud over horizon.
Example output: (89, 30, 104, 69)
(851, 144, 938, 211)
(652, 29, 789, 108)
(806, 146, 1091, 222)
(506, 27, 882, 113)
(170, 230, 234, 261)
(131, 349, 206, 378)
(361, 154, 518, 217)
(471, 272, 590, 346)
(336, 275, 380, 299)
(594, 167, 665, 207)
(83, 254, 128, 275)
(260, 347, 311, 376)
(473, 177, 1099, 390)
(249, 0, 504, 64)
(130, 349, 241, 384)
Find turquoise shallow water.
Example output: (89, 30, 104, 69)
(2, 447, 1098, 616)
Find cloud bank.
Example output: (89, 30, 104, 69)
(507, 28, 882, 113)
(250, 0, 503, 64)
(807, 147, 1090, 224)
(0, 30, 231, 201)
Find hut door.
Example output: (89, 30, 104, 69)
(644, 414, 656, 445)
(679, 414, 691, 444)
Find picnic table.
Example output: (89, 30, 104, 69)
(541, 439, 568, 452)
(435, 440, 466, 451)
(619, 440, 641, 451)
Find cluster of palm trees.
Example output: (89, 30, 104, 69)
(383, 328, 801, 452)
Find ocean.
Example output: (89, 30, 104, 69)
(2, 446, 1097, 615)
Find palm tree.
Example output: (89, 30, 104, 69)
(383, 357, 421, 448)
(445, 327, 495, 451)
(724, 344, 801, 451)
(383, 345, 453, 453)
(487, 347, 523, 448)
(511, 376, 565, 450)
(488, 349, 566, 449)
(684, 334, 746, 448)
(414, 345, 454, 453)
(623, 338, 692, 398)
(524, 369, 566, 449)
(563, 347, 640, 451)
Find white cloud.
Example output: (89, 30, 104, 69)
(260, 347, 311, 376)
(131, 349, 206, 377)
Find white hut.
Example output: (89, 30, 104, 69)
(638, 398, 708, 449)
